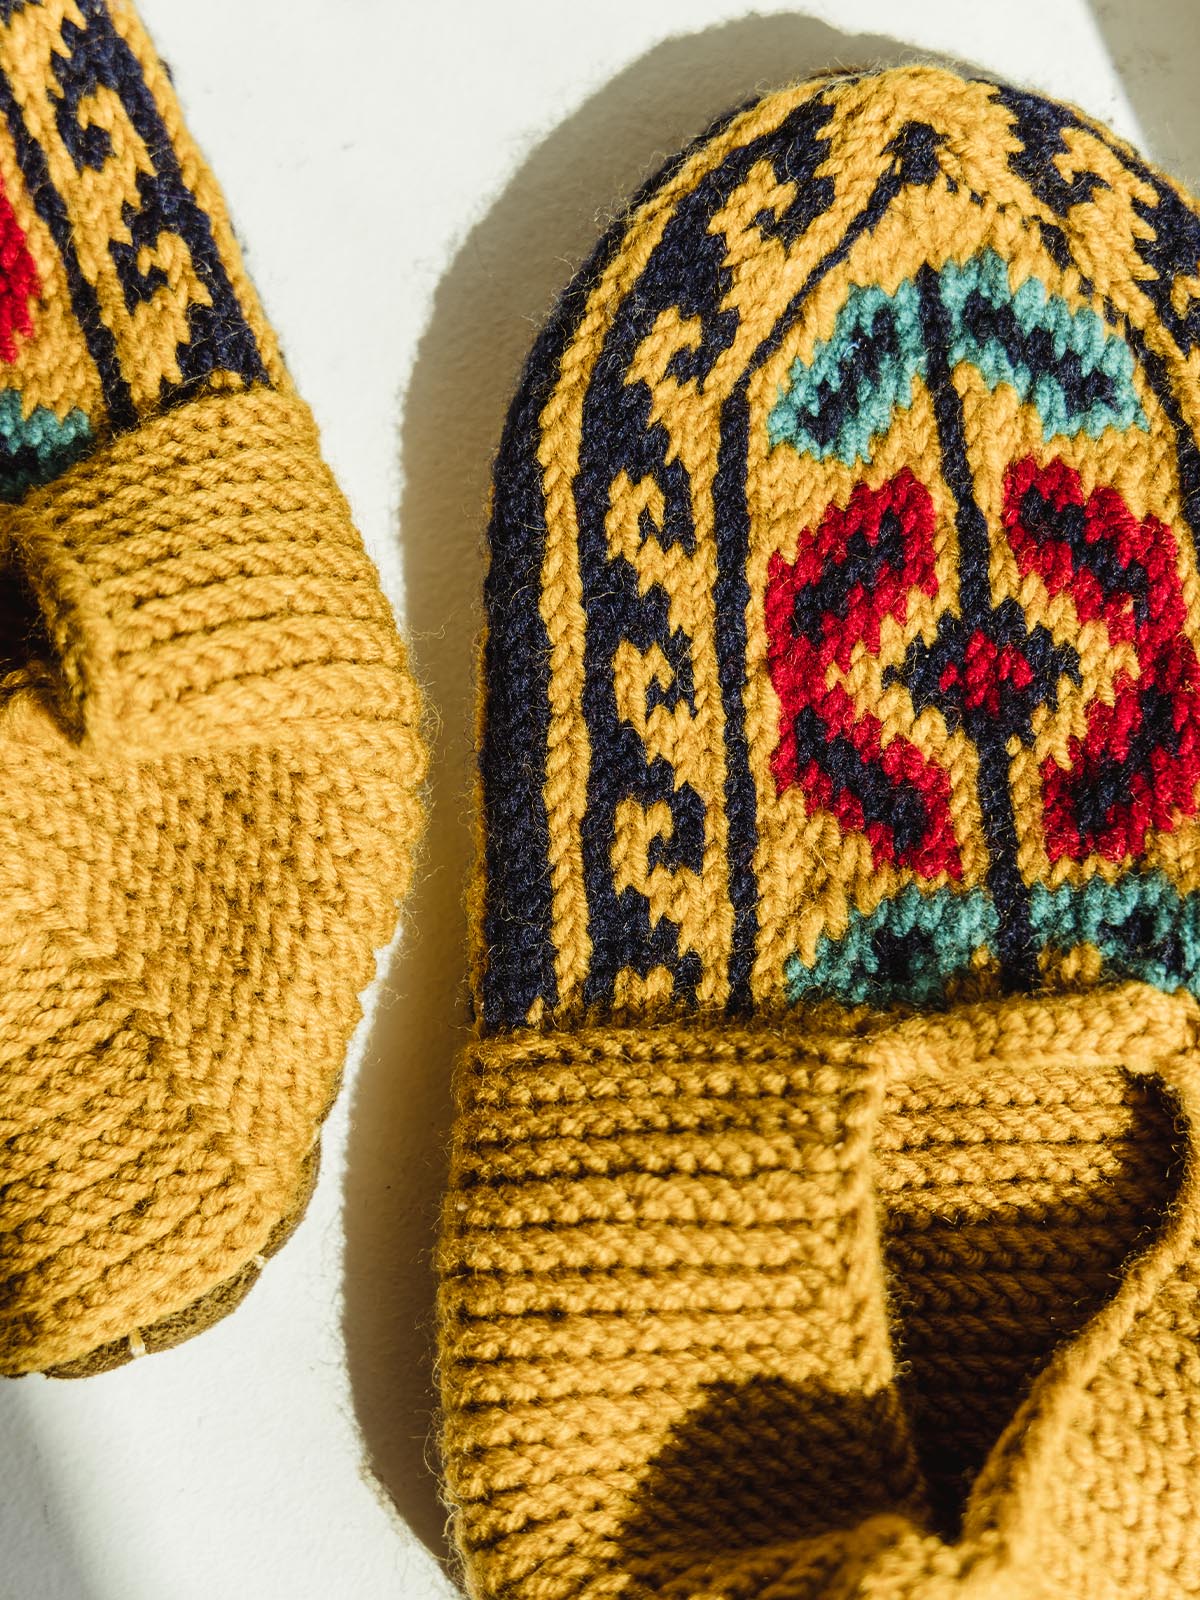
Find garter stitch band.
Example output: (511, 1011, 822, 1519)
(438, 67, 1200, 1598)
(0, 0, 425, 1376)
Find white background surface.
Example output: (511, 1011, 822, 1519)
(0, 2, 1197, 1597)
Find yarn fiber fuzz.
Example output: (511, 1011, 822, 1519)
(438, 66, 1200, 1599)
(0, 0, 424, 1375)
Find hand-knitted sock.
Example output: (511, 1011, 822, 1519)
(0, 1, 425, 1377)
(437, 66, 1200, 1599)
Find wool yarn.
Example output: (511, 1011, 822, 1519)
(438, 67, 1200, 1598)
(0, 0, 424, 1376)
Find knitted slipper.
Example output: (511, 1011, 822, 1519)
(0, 2, 424, 1376)
(438, 66, 1200, 1599)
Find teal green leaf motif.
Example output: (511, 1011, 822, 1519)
(768, 249, 1147, 467)
(0, 388, 93, 501)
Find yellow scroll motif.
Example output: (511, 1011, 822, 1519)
(0, 1, 212, 413)
(102, 0, 287, 388)
(605, 351, 733, 1010)
(534, 92, 825, 1015)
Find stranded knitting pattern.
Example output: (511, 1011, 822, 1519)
(439, 68, 1200, 1598)
(0, 0, 424, 1375)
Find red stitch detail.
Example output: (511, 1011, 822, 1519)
(0, 171, 38, 365)
(1003, 456, 1200, 862)
(765, 470, 960, 876)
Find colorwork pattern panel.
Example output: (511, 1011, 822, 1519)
(0, 0, 278, 499)
(480, 68, 1200, 1025)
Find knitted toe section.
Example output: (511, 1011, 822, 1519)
(44, 1143, 322, 1377)
(0, 722, 422, 1375)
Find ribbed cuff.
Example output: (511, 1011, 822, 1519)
(436, 994, 1200, 1599)
(437, 1021, 903, 1596)
(10, 385, 414, 753)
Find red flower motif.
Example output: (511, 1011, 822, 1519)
(1003, 456, 1200, 862)
(765, 470, 961, 877)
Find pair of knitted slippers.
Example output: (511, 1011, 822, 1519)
(2, 7, 1199, 1598)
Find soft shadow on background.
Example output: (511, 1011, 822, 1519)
(5, 1396, 98, 1600)
(339, 12, 972, 1567)
(1088, 0, 1200, 181)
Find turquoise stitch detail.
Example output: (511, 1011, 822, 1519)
(769, 250, 1146, 467)
(0, 389, 93, 501)
(784, 873, 1200, 1009)
(1030, 872, 1200, 998)
(940, 249, 1147, 440)
(767, 278, 925, 466)
(784, 883, 998, 1007)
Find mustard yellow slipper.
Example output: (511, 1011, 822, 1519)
(437, 67, 1200, 1598)
(0, 1, 424, 1376)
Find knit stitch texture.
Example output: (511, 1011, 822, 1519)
(438, 67, 1200, 1598)
(0, 0, 425, 1376)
